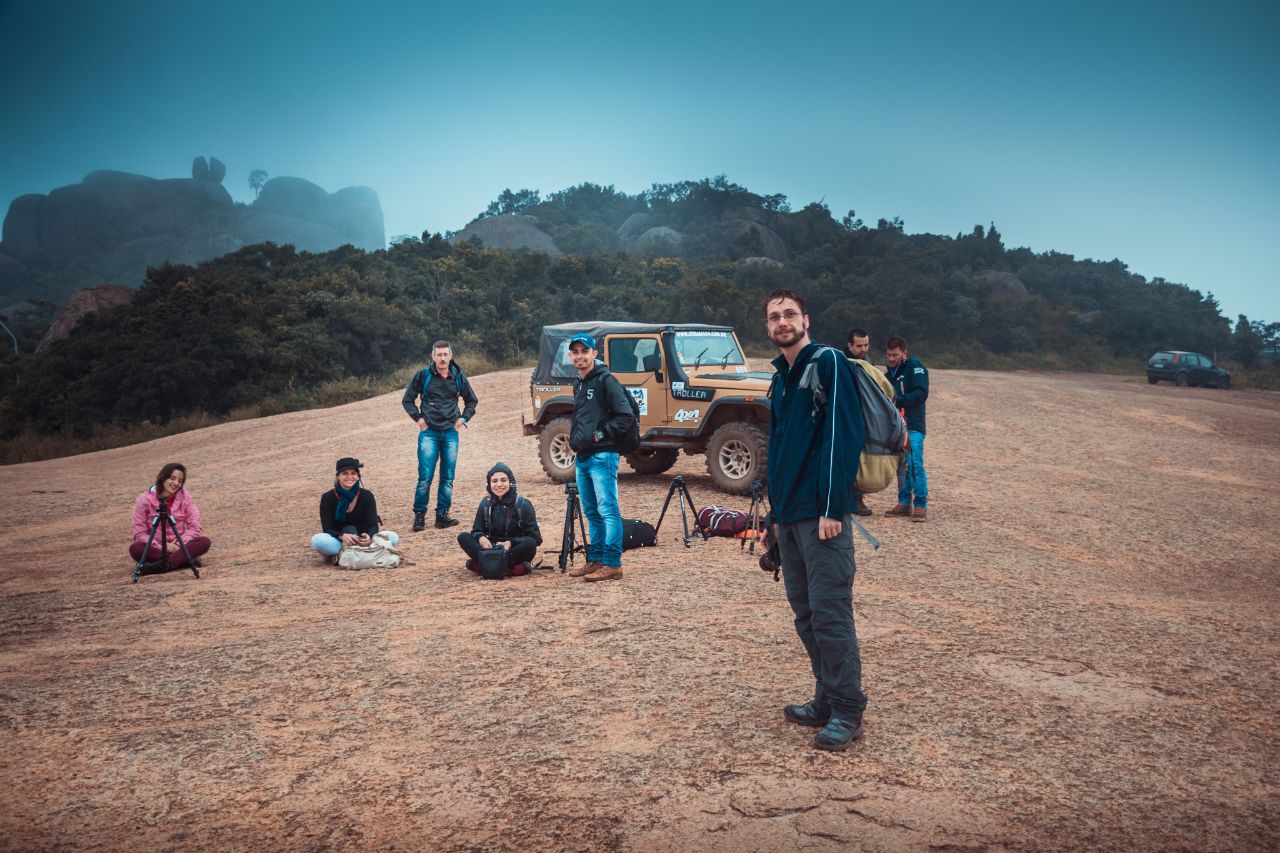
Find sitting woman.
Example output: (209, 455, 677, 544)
(458, 462, 542, 577)
(312, 457, 397, 561)
(130, 462, 212, 571)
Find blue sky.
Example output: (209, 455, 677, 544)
(2, 0, 1276, 322)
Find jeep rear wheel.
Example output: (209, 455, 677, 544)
(706, 422, 767, 495)
(626, 447, 680, 475)
(538, 416, 577, 483)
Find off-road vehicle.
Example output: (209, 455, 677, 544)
(523, 322, 773, 494)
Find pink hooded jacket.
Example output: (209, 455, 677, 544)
(132, 485, 204, 543)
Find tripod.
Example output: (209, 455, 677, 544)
(654, 474, 709, 548)
(556, 483, 590, 573)
(740, 480, 766, 556)
(132, 497, 201, 583)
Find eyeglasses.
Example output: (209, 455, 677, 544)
(766, 310, 803, 325)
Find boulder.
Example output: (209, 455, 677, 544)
(254, 177, 331, 220)
(208, 157, 226, 184)
(617, 212, 656, 239)
(448, 215, 562, 256)
(192, 157, 210, 181)
(731, 220, 786, 261)
(976, 270, 1028, 299)
(325, 186, 385, 250)
(634, 226, 684, 255)
(36, 284, 134, 353)
(743, 256, 783, 268)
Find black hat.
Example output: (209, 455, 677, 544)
(335, 457, 363, 474)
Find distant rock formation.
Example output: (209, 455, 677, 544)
(448, 215, 562, 256)
(36, 284, 134, 353)
(0, 161, 385, 305)
(976, 270, 1029, 299)
(633, 226, 684, 255)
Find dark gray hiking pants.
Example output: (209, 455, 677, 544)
(777, 516, 868, 718)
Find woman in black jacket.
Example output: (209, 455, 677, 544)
(311, 457, 396, 561)
(458, 462, 542, 577)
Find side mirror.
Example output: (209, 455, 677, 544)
(655, 369, 665, 383)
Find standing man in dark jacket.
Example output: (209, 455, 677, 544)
(884, 335, 929, 522)
(402, 340, 479, 531)
(565, 333, 635, 582)
(765, 288, 869, 751)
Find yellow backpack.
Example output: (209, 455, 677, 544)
(850, 359, 905, 494)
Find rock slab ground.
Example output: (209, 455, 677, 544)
(0, 369, 1277, 850)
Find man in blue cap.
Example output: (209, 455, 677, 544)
(565, 332, 636, 582)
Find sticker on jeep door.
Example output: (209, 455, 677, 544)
(626, 387, 648, 415)
(672, 386, 714, 401)
(674, 408, 701, 422)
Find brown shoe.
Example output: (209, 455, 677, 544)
(911, 508, 927, 523)
(854, 497, 872, 517)
(583, 564, 623, 582)
(885, 504, 911, 517)
(568, 560, 601, 578)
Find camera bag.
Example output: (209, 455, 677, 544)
(476, 546, 509, 580)
(621, 518, 657, 550)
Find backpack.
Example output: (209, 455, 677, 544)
(621, 518, 656, 550)
(615, 383, 642, 454)
(848, 359, 907, 494)
(697, 504, 754, 536)
(337, 531, 402, 570)
(794, 347, 906, 495)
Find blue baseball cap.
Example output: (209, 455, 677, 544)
(568, 333, 597, 350)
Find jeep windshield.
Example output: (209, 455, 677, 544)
(673, 331, 744, 367)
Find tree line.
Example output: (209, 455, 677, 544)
(1, 177, 1274, 439)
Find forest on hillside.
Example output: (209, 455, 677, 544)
(1, 176, 1276, 442)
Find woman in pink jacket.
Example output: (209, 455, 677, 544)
(130, 462, 211, 571)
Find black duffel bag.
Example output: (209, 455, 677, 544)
(621, 518, 657, 550)
(476, 546, 509, 580)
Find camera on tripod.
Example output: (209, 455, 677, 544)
(132, 495, 202, 583)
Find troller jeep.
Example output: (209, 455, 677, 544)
(523, 322, 773, 495)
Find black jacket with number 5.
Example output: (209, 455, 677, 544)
(569, 362, 635, 460)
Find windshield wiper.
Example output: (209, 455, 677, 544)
(691, 347, 709, 370)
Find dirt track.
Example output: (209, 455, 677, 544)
(1, 367, 1277, 850)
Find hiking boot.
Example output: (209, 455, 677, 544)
(854, 496, 872, 517)
(584, 564, 623, 582)
(783, 700, 831, 727)
(911, 508, 927, 523)
(814, 715, 864, 751)
(412, 512, 426, 532)
(885, 504, 911, 517)
(434, 515, 459, 529)
(568, 561, 601, 578)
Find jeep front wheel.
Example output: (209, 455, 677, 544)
(626, 447, 680, 476)
(706, 422, 767, 495)
(538, 416, 577, 483)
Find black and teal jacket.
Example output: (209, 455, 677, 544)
(886, 355, 928, 434)
(766, 343, 865, 523)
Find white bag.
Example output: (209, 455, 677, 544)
(337, 531, 402, 570)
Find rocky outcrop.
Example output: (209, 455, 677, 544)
(617, 212, 656, 239)
(36, 284, 134, 353)
(0, 255, 34, 296)
(0, 162, 385, 305)
(731, 220, 787, 261)
(976, 270, 1029, 299)
(448, 215, 562, 256)
(743, 256, 784, 268)
(633, 226, 684, 255)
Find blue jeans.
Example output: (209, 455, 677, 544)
(312, 531, 398, 556)
(414, 427, 459, 516)
(575, 451, 622, 567)
(897, 430, 928, 509)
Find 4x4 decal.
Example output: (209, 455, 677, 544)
(674, 408, 701, 422)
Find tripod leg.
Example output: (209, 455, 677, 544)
(560, 494, 576, 573)
(166, 519, 202, 579)
(654, 480, 678, 538)
(575, 498, 588, 556)
(680, 481, 709, 541)
(132, 517, 164, 583)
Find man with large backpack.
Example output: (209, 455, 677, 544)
(565, 333, 636, 582)
(402, 340, 479, 532)
(844, 327, 888, 517)
(765, 288, 869, 751)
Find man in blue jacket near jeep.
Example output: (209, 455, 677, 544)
(765, 288, 869, 751)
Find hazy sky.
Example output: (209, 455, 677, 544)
(2, 0, 1277, 322)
